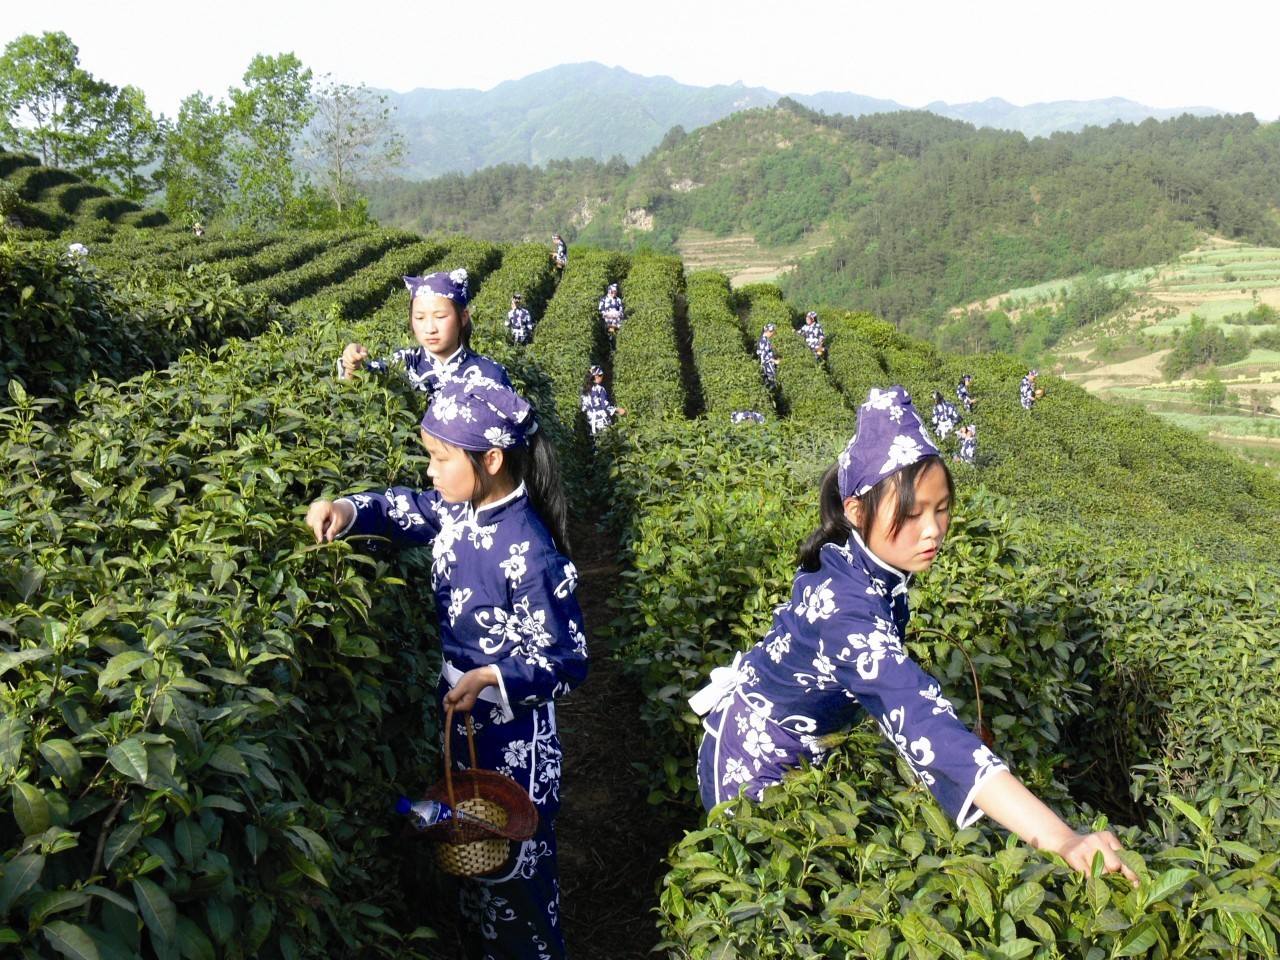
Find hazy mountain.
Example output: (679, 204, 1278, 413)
(381, 62, 1227, 180)
(921, 95, 1225, 138)
(380, 62, 776, 179)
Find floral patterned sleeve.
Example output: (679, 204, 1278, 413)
(820, 580, 1007, 826)
(339, 486, 445, 548)
(487, 535, 589, 712)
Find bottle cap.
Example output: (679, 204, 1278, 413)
(394, 796, 412, 815)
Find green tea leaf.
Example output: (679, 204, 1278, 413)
(0, 853, 45, 915)
(205, 898, 234, 944)
(285, 845, 329, 889)
(0, 647, 51, 678)
(0, 716, 28, 769)
(98, 650, 151, 690)
(29, 889, 90, 927)
(176, 915, 216, 960)
(103, 822, 145, 870)
(1112, 918, 1160, 957)
(133, 876, 177, 945)
(41, 920, 100, 960)
(38, 739, 83, 787)
(11, 781, 51, 835)
(207, 744, 249, 777)
(107, 739, 149, 783)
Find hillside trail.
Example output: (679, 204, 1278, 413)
(554, 506, 692, 959)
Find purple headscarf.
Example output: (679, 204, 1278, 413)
(420, 376, 535, 451)
(837, 386, 940, 499)
(404, 268, 469, 307)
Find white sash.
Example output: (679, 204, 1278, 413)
(688, 651, 746, 717)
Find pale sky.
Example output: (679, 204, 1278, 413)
(3, 0, 1277, 122)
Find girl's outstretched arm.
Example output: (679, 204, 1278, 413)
(305, 499, 355, 543)
(975, 770, 1139, 885)
(340, 343, 369, 378)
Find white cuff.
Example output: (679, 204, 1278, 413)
(333, 498, 359, 538)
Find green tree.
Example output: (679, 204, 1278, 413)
(301, 76, 404, 220)
(159, 92, 233, 223)
(92, 85, 163, 201)
(226, 52, 314, 229)
(0, 31, 101, 168)
(1196, 367, 1228, 408)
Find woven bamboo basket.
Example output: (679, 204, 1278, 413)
(410, 705, 539, 878)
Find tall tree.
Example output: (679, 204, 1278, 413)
(302, 76, 404, 217)
(0, 31, 99, 168)
(226, 52, 314, 229)
(159, 92, 233, 223)
(92, 85, 163, 201)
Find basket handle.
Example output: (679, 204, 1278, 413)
(441, 704, 483, 813)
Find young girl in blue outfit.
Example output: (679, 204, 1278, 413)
(692, 386, 1136, 885)
(930, 390, 960, 441)
(597, 282, 625, 348)
(305, 377, 588, 960)
(756, 323, 779, 388)
(506, 293, 535, 345)
(338, 269, 510, 395)
(580, 365, 626, 436)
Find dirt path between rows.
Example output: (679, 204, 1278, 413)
(555, 510, 690, 958)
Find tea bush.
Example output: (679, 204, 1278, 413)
(612, 253, 686, 419)
(684, 271, 775, 419)
(5, 225, 1280, 958)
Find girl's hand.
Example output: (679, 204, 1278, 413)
(443, 667, 499, 713)
(305, 499, 354, 543)
(341, 342, 369, 378)
(1054, 830, 1139, 886)
(617, 407, 628, 416)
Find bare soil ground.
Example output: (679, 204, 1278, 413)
(675, 228, 833, 287)
(555, 511, 692, 958)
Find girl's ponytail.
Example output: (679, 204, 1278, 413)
(504, 421, 571, 557)
(797, 464, 851, 571)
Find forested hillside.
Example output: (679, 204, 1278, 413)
(367, 104, 1280, 327)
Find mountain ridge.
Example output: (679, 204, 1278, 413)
(377, 61, 1228, 178)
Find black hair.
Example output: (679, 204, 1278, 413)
(797, 455, 953, 572)
(409, 295, 472, 350)
(932, 391, 943, 404)
(582, 371, 603, 394)
(465, 423, 571, 557)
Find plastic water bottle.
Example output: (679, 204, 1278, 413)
(396, 796, 453, 829)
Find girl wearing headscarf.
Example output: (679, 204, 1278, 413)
(931, 390, 961, 441)
(1020, 369, 1039, 411)
(305, 377, 587, 960)
(801, 311, 826, 357)
(955, 423, 977, 464)
(580, 364, 626, 436)
(598, 282, 625, 348)
(338, 269, 510, 395)
(506, 293, 535, 345)
(691, 386, 1136, 885)
(756, 323, 779, 388)
(956, 373, 977, 413)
